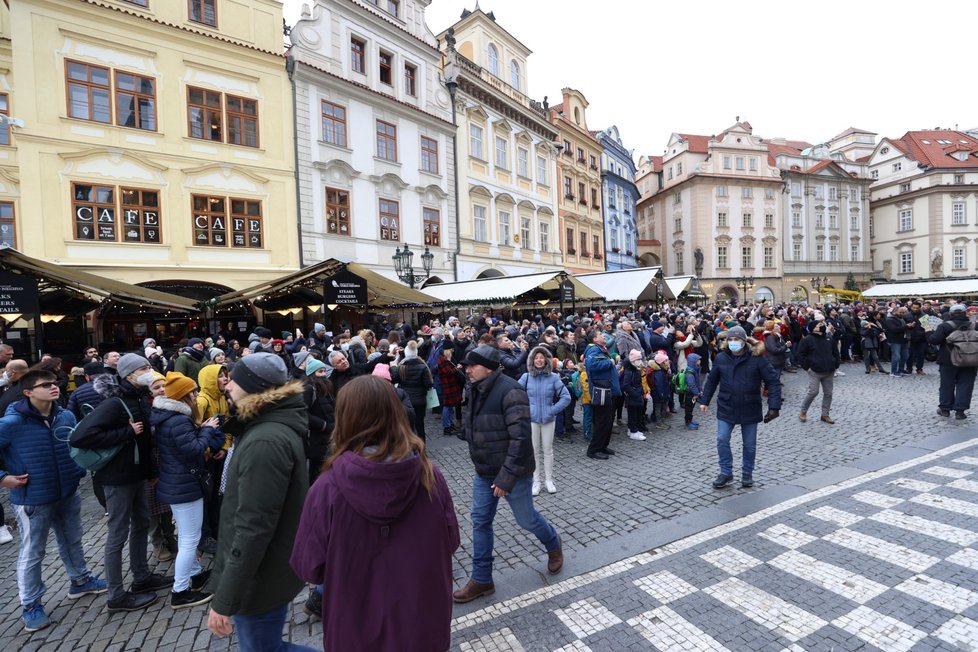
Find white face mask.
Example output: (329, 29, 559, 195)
(341, 343, 350, 352)
(728, 340, 745, 353)
(136, 371, 156, 387)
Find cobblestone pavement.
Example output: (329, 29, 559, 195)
(0, 364, 972, 649)
(449, 435, 978, 651)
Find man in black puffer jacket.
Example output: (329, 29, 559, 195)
(796, 319, 840, 424)
(70, 354, 172, 612)
(452, 345, 562, 605)
(929, 304, 978, 419)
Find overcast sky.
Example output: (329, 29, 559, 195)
(285, 0, 975, 161)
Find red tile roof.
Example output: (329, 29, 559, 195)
(887, 131, 978, 169)
(650, 155, 663, 172)
(786, 140, 814, 150)
(677, 133, 712, 154)
(766, 142, 803, 166)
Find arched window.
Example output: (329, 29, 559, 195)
(487, 43, 499, 76)
(510, 59, 520, 90)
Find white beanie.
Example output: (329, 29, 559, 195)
(403, 340, 419, 360)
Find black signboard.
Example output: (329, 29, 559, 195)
(559, 279, 575, 304)
(324, 269, 368, 306)
(0, 271, 39, 315)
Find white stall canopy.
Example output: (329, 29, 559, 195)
(663, 276, 694, 300)
(423, 271, 603, 306)
(862, 278, 978, 299)
(576, 267, 664, 302)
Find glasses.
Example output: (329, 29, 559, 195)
(31, 381, 58, 390)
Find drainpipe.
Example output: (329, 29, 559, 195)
(286, 53, 305, 269)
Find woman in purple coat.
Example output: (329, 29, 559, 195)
(290, 375, 459, 651)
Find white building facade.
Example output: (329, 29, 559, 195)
(288, 0, 456, 282)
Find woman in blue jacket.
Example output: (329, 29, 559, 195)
(519, 346, 570, 495)
(150, 372, 224, 610)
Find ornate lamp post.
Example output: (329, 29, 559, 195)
(810, 275, 829, 297)
(392, 244, 434, 289)
(735, 275, 754, 303)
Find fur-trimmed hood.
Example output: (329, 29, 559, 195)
(232, 380, 305, 421)
(525, 345, 554, 376)
(152, 395, 192, 416)
(718, 336, 765, 357)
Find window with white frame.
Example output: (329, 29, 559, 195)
(829, 187, 837, 200)
(675, 250, 684, 274)
(793, 242, 802, 261)
(517, 147, 528, 177)
(829, 214, 837, 229)
(900, 182, 911, 192)
(510, 60, 521, 91)
(814, 186, 823, 199)
(955, 174, 965, 184)
(498, 210, 510, 244)
(953, 246, 966, 270)
(953, 201, 966, 225)
(487, 43, 499, 76)
(851, 244, 858, 261)
(536, 155, 548, 185)
(742, 187, 753, 199)
(850, 215, 859, 230)
(816, 243, 824, 261)
(791, 182, 801, 196)
(792, 212, 801, 227)
(765, 213, 774, 228)
(765, 187, 775, 199)
(742, 212, 752, 227)
(749, 158, 758, 172)
(741, 245, 752, 267)
(717, 211, 727, 227)
(610, 227, 619, 250)
(816, 213, 824, 228)
(736, 156, 745, 171)
(892, 162, 902, 172)
(716, 185, 728, 197)
(899, 251, 912, 274)
(899, 208, 913, 231)
(473, 205, 487, 242)
(469, 124, 484, 159)
(723, 155, 731, 169)
(674, 216, 682, 232)
(871, 170, 879, 179)
(673, 193, 681, 205)
(763, 246, 773, 268)
(494, 135, 508, 169)
(829, 244, 838, 261)
(677, 162, 683, 175)
(539, 221, 549, 252)
(520, 217, 531, 248)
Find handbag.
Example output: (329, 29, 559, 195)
(189, 466, 214, 498)
(425, 387, 440, 409)
(67, 398, 139, 472)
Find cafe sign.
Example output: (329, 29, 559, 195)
(0, 271, 39, 315)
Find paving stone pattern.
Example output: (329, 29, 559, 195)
(450, 439, 978, 650)
(0, 366, 968, 649)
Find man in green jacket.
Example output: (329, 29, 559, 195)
(205, 353, 315, 652)
(173, 338, 207, 384)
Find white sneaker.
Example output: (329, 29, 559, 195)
(835, 370, 845, 377)
(0, 525, 12, 544)
(628, 431, 647, 441)
(531, 481, 541, 496)
(546, 480, 557, 494)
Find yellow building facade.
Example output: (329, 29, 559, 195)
(1, 0, 298, 299)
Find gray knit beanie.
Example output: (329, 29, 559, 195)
(231, 352, 288, 394)
(117, 353, 150, 381)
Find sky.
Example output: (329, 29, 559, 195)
(284, 0, 977, 161)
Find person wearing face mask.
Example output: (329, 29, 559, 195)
(70, 354, 173, 612)
(795, 318, 841, 425)
(698, 326, 781, 489)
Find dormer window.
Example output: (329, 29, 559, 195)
(487, 44, 499, 77)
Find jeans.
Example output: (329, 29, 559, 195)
(889, 341, 908, 375)
(104, 481, 151, 602)
(581, 405, 592, 441)
(470, 475, 559, 584)
(170, 499, 204, 592)
(587, 403, 614, 455)
(232, 602, 318, 652)
(863, 348, 883, 372)
(442, 405, 454, 429)
(800, 370, 834, 417)
(907, 341, 927, 372)
(938, 363, 978, 412)
(13, 490, 92, 607)
(716, 420, 758, 477)
(531, 421, 556, 485)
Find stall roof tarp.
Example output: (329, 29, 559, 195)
(212, 258, 438, 309)
(664, 275, 694, 300)
(862, 278, 978, 299)
(0, 247, 199, 312)
(576, 267, 663, 302)
(424, 271, 603, 305)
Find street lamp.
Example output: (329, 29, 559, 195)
(392, 244, 434, 289)
(735, 275, 754, 302)
(810, 276, 829, 293)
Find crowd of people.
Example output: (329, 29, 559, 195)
(0, 294, 976, 649)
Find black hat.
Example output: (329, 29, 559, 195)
(254, 326, 273, 339)
(83, 361, 106, 377)
(459, 344, 501, 370)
